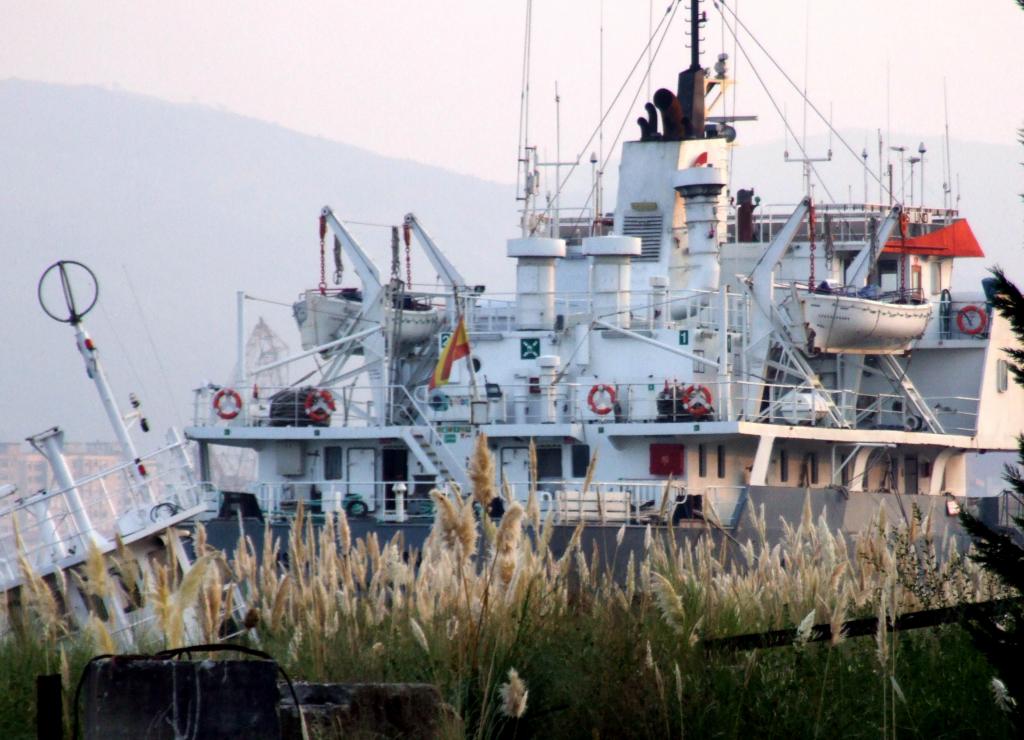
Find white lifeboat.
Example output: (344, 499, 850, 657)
(294, 288, 443, 352)
(799, 287, 932, 355)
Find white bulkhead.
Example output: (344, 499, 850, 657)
(582, 236, 641, 328)
(507, 237, 566, 330)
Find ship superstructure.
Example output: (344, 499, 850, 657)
(186, 5, 1023, 540)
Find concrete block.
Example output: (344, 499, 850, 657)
(81, 658, 280, 739)
(279, 682, 457, 739)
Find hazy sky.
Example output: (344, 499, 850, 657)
(5, 1, 1023, 185)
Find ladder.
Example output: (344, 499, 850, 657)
(877, 355, 944, 433)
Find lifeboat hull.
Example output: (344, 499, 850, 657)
(295, 290, 443, 352)
(800, 293, 932, 354)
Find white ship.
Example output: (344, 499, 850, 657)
(183, 5, 1022, 547)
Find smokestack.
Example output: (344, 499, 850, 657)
(653, 89, 684, 141)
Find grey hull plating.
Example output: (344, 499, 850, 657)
(200, 487, 986, 575)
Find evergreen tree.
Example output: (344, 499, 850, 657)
(959, 267, 1024, 723)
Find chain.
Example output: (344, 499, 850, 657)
(807, 202, 816, 288)
(318, 214, 327, 295)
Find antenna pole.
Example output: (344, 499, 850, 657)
(690, 1, 701, 68)
(554, 81, 561, 239)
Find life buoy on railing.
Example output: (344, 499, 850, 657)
(956, 305, 987, 336)
(681, 384, 713, 418)
(212, 388, 242, 420)
(304, 389, 336, 422)
(587, 384, 616, 416)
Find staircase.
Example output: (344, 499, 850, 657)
(402, 427, 469, 492)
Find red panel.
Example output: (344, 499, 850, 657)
(883, 218, 984, 258)
(650, 443, 685, 476)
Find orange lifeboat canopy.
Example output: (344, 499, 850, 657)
(883, 218, 984, 258)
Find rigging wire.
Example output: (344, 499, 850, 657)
(716, 12, 836, 204)
(121, 264, 186, 430)
(563, 0, 683, 233)
(529, 0, 681, 236)
(713, 1, 894, 203)
(515, 0, 534, 195)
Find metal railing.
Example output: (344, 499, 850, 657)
(228, 477, 745, 527)
(194, 377, 980, 436)
(0, 442, 204, 588)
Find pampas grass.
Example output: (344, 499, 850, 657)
(0, 465, 1013, 738)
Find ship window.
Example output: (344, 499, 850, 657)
(998, 360, 1009, 393)
(779, 449, 789, 483)
(324, 446, 343, 480)
(809, 453, 819, 485)
(693, 350, 706, 374)
(698, 444, 707, 478)
(716, 445, 726, 478)
(536, 448, 562, 479)
(571, 445, 591, 478)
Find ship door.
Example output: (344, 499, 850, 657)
(347, 448, 377, 509)
(382, 448, 409, 512)
(500, 447, 530, 498)
(905, 457, 920, 495)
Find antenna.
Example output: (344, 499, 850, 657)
(943, 78, 953, 213)
(554, 81, 561, 239)
(516, 0, 535, 236)
(37, 261, 148, 489)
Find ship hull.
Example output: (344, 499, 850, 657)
(199, 487, 980, 577)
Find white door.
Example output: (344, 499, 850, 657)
(347, 448, 377, 509)
(500, 447, 530, 499)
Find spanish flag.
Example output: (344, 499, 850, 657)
(429, 317, 471, 390)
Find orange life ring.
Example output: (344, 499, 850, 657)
(212, 388, 242, 420)
(956, 305, 987, 336)
(681, 384, 713, 418)
(587, 384, 616, 416)
(304, 389, 336, 422)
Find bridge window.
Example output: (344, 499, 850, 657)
(536, 448, 562, 479)
(998, 359, 1009, 393)
(716, 445, 726, 478)
(698, 444, 707, 478)
(779, 449, 789, 483)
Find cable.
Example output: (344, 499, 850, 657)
(122, 265, 186, 430)
(718, 17, 836, 203)
(529, 0, 682, 236)
(714, 1, 894, 203)
(563, 0, 683, 231)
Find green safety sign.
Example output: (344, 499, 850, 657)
(438, 331, 452, 350)
(678, 330, 689, 346)
(520, 337, 541, 359)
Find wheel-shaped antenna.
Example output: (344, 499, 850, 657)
(38, 260, 99, 324)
